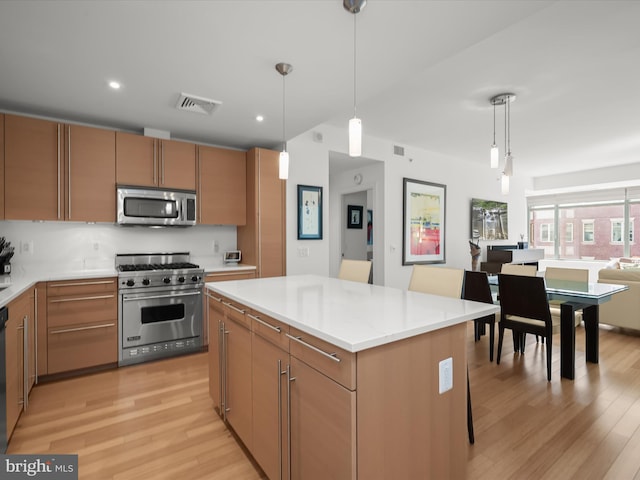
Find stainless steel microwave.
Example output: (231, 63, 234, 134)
(116, 186, 196, 226)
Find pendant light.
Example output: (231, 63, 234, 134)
(490, 93, 516, 194)
(490, 99, 499, 168)
(275, 62, 292, 180)
(344, 0, 366, 157)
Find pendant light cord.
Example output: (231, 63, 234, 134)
(492, 100, 496, 144)
(282, 72, 286, 152)
(504, 97, 507, 155)
(507, 95, 511, 155)
(353, 13, 357, 117)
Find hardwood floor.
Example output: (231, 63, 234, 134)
(8, 353, 266, 480)
(468, 323, 640, 479)
(8, 324, 640, 479)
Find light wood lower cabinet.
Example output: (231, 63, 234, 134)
(220, 299, 253, 450)
(250, 313, 290, 480)
(208, 293, 467, 479)
(6, 287, 35, 440)
(46, 277, 117, 374)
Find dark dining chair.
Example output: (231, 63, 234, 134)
(496, 273, 557, 382)
(463, 270, 497, 361)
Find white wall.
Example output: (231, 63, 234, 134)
(288, 123, 532, 289)
(1, 221, 237, 272)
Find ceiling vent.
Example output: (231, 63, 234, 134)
(176, 93, 222, 115)
(393, 145, 405, 156)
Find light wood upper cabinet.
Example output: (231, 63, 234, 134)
(237, 148, 286, 278)
(198, 145, 246, 225)
(65, 124, 116, 222)
(116, 132, 196, 191)
(5, 115, 62, 221)
(0, 114, 4, 219)
(4, 114, 116, 222)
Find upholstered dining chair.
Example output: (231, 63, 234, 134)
(496, 273, 557, 381)
(545, 267, 589, 328)
(408, 265, 464, 298)
(338, 259, 372, 283)
(500, 263, 537, 276)
(463, 270, 497, 361)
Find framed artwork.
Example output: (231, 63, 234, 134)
(402, 178, 446, 265)
(347, 205, 363, 229)
(297, 185, 323, 240)
(470, 198, 508, 240)
(367, 209, 373, 245)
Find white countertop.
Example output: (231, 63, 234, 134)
(0, 263, 255, 307)
(206, 274, 499, 353)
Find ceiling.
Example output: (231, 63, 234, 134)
(1, 1, 639, 179)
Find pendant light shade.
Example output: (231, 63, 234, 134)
(349, 117, 362, 157)
(490, 92, 516, 194)
(501, 173, 510, 195)
(345, 0, 366, 157)
(275, 62, 292, 180)
(279, 151, 289, 180)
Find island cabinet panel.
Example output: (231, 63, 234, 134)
(356, 322, 467, 480)
(289, 356, 357, 480)
(222, 303, 253, 450)
(198, 145, 246, 225)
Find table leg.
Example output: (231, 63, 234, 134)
(560, 303, 576, 380)
(583, 305, 599, 363)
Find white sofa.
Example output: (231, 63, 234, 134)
(598, 268, 640, 331)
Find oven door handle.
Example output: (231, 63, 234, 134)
(122, 291, 202, 302)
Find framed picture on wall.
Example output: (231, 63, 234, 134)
(402, 178, 446, 265)
(367, 209, 373, 245)
(347, 205, 363, 229)
(470, 198, 508, 240)
(297, 185, 323, 240)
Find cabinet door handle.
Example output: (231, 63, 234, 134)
(67, 125, 72, 219)
(57, 123, 61, 219)
(248, 313, 281, 333)
(206, 293, 222, 302)
(49, 294, 115, 303)
(35, 287, 38, 385)
(223, 302, 245, 315)
(153, 140, 157, 185)
(49, 323, 115, 335)
(23, 316, 28, 411)
(285, 334, 341, 363)
(222, 322, 230, 420)
(49, 280, 115, 288)
(160, 141, 165, 185)
(287, 364, 295, 479)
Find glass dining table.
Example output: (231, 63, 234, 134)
(489, 275, 628, 380)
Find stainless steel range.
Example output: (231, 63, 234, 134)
(116, 252, 204, 366)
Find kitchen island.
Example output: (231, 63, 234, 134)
(206, 274, 499, 480)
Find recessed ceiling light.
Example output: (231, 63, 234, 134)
(255, 115, 264, 122)
(109, 81, 121, 90)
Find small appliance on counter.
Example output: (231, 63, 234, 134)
(0, 238, 14, 275)
(224, 250, 241, 264)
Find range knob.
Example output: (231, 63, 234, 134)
(191, 275, 199, 282)
(126, 279, 135, 287)
(178, 276, 186, 283)
(142, 278, 150, 286)
(163, 277, 171, 284)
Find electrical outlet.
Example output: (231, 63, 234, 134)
(439, 357, 453, 394)
(213, 240, 219, 253)
(21, 240, 34, 255)
(297, 247, 309, 257)
(93, 242, 99, 251)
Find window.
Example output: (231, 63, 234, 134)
(612, 218, 635, 244)
(582, 220, 594, 243)
(540, 223, 554, 242)
(565, 223, 574, 243)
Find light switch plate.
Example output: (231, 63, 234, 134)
(439, 357, 453, 394)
